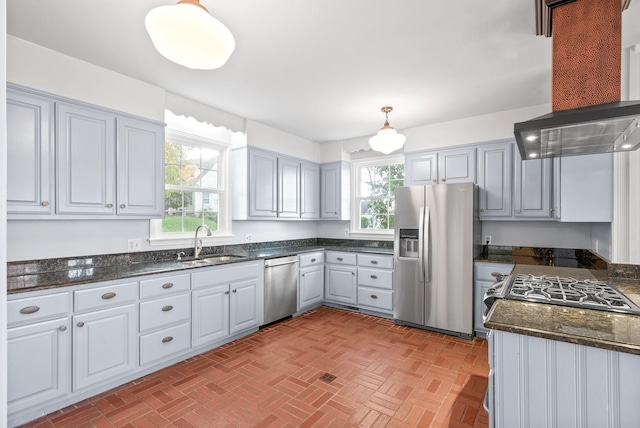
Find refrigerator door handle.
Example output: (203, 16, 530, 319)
(418, 206, 425, 282)
(424, 207, 430, 282)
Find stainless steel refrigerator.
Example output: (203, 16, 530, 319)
(393, 182, 481, 338)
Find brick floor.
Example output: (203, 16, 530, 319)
(23, 306, 489, 427)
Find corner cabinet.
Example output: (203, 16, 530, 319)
(477, 141, 513, 219)
(320, 162, 350, 220)
(6, 89, 54, 215)
(7, 84, 166, 220)
(324, 251, 358, 305)
(404, 147, 476, 186)
(300, 162, 320, 219)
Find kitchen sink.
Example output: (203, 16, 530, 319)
(181, 255, 246, 265)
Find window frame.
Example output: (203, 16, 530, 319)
(149, 129, 232, 246)
(350, 155, 404, 237)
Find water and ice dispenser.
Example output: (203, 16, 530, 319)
(398, 229, 419, 258)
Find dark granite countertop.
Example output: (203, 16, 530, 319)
(484, 262, 640, 355)
(7, 243, 393, 294)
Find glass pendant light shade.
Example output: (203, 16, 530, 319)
(368, 106, 406, 154)
(145, 0, 235, 70)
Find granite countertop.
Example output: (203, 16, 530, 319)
(7, 244, 393, 294)
(483, 262, 640, 355)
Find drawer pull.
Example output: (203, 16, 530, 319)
(162, 305, 173, 312)
(311, 258, 316, 262)
(162, 336, 173, 343)
(77, 322, 85, 327)
(370, 275, 378, 279)
(337, 257, 343, 261)
(225, 291, 230, 295)
(162, 283, 174, 289)
(371, 260, 378, 265)
(19, 306, 40, 315)
(102, 292, 117, 300)
(233, 289, 237, 293)
(59, 325, 67, 331)
(370, 294, 378, 299)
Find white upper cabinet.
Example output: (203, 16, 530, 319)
(513, 149, 553, 219)
(320, 162, 350, 220)
(7, 89, 54, 215)
(477, 141, 513, 218)
(277, 156, 301, 218)
(249, 149, 278, 218)
(116, 117, 165, 217)
(404, 147, 475, 186)
(56, 102, 117, 215)
(300, 162, 320, 219)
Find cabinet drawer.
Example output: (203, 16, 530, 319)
(325, 252, 357, 265)
(357, 268, 393, 290)
(140, 293, 191, 333)
(475, 263, 513, 282)
(358, 254, 393, 269)
(140, 274, 190, 299)
(139, 322, 191, 366)
(75, 282, 138, 312)
(357, 287, 393, 311)
(299, 252, 324, 268)
(8, 292, 71, 326)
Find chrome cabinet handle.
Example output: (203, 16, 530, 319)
(311, 258, 316, 262)
(225, 291, 230, 295)
(59, 325, 67, 331)
(162, 336, 173, 343)
(370, 295, 378, 299)
(432, 179, 437, 182)
(233, 289, 237, 293)
(107, 203, 113, 208)
(120, 204, 126, 209)
(41, 201, 49, 207)
(480, 209, 485, 212)
(20, 306, 40, 315)
(102, 292, 116, 300)
(370, 275, 378, 279)
(371, 260, 378, 265)
(337, 257, 343, 261)
(515, 209, 521, 214)
(77, 322, 85, 327)
(162, 305, 173, 312)
(162, 283, 174, 289)
(441, 178, 446, 182)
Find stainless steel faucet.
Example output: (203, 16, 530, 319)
(194, 224, 213, 259)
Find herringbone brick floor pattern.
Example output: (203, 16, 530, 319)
(24, 306, 490, 427)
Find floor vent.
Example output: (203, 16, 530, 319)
(319, 373, 337, 383)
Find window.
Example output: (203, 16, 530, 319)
(352, 156, 404, 234)
(151, 129, 230, 242)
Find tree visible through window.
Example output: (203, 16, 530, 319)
(354, 158, 404, 232)
(163, 138, 224, 234)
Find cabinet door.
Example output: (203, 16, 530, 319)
(320, 163, 340, 218)
(117, 117, 165, 217)
(249, 150, 278, 218)
(73, 304, 137, 390)
(404, 152, 438, 185)
(192, 284, 229, 347)
(477, 142, 513, 218)
(299, 266, 324, 309)
(7, 317, 71, 414)
(474, 280, 492, 336)
(439, 147, 476, 184)
(229, 278, 260, 335)
(56, 103, 116, 215)
(278, 157, 301, 218)
(514, 150, 553, 218)
(7, 90, 54, 214)
(325, 265, 357, 305)
(301, 162, 320, 219)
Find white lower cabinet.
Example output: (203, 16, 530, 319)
(73, 304, 137, 391)
(191, 261, 263, 348)
(356, 254, 394, 316)
(489, 330, 640, 428)
(325, 265, 357, 305)
(298, 252, 324, 311)
(473, 262, 513, 337)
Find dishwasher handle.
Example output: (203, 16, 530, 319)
(264, 256, 299, 268)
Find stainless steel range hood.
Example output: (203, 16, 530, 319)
(514, 101, 640, 159)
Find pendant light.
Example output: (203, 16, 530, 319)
(368, 106, 406, 154)
(145, 0, 235, 70)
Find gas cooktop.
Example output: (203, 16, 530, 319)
(489, 274, 640, 315)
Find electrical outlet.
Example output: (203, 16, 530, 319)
(245, 233, 253, 243)
(484, 235, 492, 245)
(127, 238, 141, 252)
(344, 228, 350, 237)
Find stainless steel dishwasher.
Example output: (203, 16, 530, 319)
(263, 255, 299, 325)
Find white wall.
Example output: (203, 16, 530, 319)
(245, 120, 321, 163)
(591, 223, 613, 260)
(481, 221, 593, 249)
(1, 0, 9, 423)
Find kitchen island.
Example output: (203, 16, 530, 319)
(480, 251, 640, 428)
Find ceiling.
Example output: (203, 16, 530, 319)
(7, 1, 640, 143)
